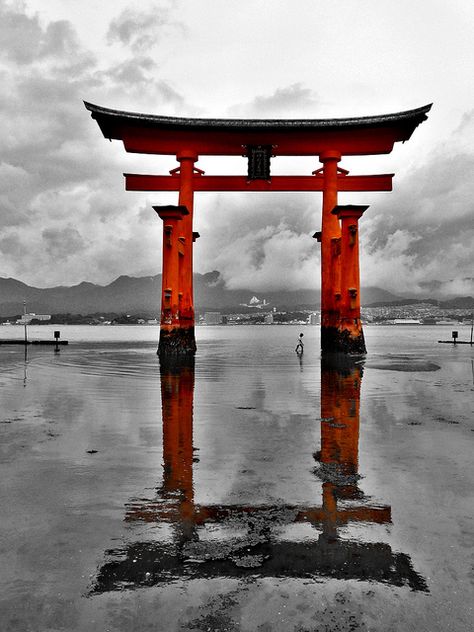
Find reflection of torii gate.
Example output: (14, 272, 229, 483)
(85, 102, 431, 356)
(91, 357, 427, 593)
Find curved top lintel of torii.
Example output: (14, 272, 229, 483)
(84, 101, 432, 157)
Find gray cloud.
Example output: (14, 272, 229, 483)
(0, 2, 80, 64)
(213, 223, 319, 292)
(0, 1, 44, 64)
(193, 193, 319, 291)
(228, 83, 321, 118)
(98, 56, 185, 108)
(0, 232, 21, 256)
(107, 5, 183, 53)
(0, 2, 472, 298)
(40, 20, 80, 59)
(358, 124, 474, 296)
(0, 2, 193, 285)
(42, 225, 85, 259)
(191, 111, 474, 297)
(0, 162, 34, 227)
(103, 56, 157, 85)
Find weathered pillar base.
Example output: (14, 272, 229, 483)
(321, 350, 364, 374)
(158, 327, 197, 357)
(321, 325, 366, 355)
(159, 351, 195, 372)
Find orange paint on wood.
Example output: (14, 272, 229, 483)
(177, 153, 197, 328)
(320, 151, 341, 331)
(153, 205, 189, 329)
(332, 205, 368, 346)
(125, 173, 394, 192)
(121, 126, 403, 156)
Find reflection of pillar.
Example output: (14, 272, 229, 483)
(177, 150, 198, 354)
(160, 357, 195, 539)
(332, 205, 368, 354)
(154, 205, 193, 356)
(320, 357, 362, 474)
(319, 356, 363, 537)
(319, 150, 342, 352)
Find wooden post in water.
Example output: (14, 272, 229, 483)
(23, 300, 28, 346)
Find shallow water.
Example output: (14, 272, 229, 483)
(0, 325, 473, 631)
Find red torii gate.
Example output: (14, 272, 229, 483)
(84, 101, 431, 356)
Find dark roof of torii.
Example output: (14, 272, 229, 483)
(85, 101, 431, 132)
(84, 101, 432, 156)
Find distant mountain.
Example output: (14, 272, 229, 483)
(0, 275, 163, 317)
(439, 296, 474, 309)
(365, 297, 474, 309)
(406, 278, 474, 300)
(0, 272, 467, 317)
(360, 288, 405, 306)
(364, 298, 439, 308)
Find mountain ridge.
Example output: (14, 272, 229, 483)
(0, 272, 472, 316)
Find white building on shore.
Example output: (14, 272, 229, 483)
(16, 313, 51, 324)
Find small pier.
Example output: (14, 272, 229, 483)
(438, 340, 473, 345)
(0, 328, 68, 347)
(0, 340, 68, 346)
(438, 326, 473, 345)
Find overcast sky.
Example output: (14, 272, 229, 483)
(1, 0, 473, 296)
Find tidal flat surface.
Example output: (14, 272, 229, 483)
(1, 324, 473, 631)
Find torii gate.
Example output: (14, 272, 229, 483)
(85, 102, 431, 356)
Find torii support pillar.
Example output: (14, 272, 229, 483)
(331, 205, 368, 354)
(153, 205, 197, 357)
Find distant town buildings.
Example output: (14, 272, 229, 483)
(240, 296, 270, 309)
(1, 302, 471, 328)
(392, 318, 421, 325)
(203, 312, 223, 325)
(16, 313, 51, 324)
(361, 303, 472, 325)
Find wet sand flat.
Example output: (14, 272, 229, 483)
(0, 325, 473, 631)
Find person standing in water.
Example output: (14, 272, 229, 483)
(295, 333, 304, 353)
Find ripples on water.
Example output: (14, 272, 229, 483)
(1, 324, 473, 631)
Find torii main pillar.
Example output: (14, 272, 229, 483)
(153, 204, 196, 356)
(319, 150, 342, 352)
(176, 151, 198, 352)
